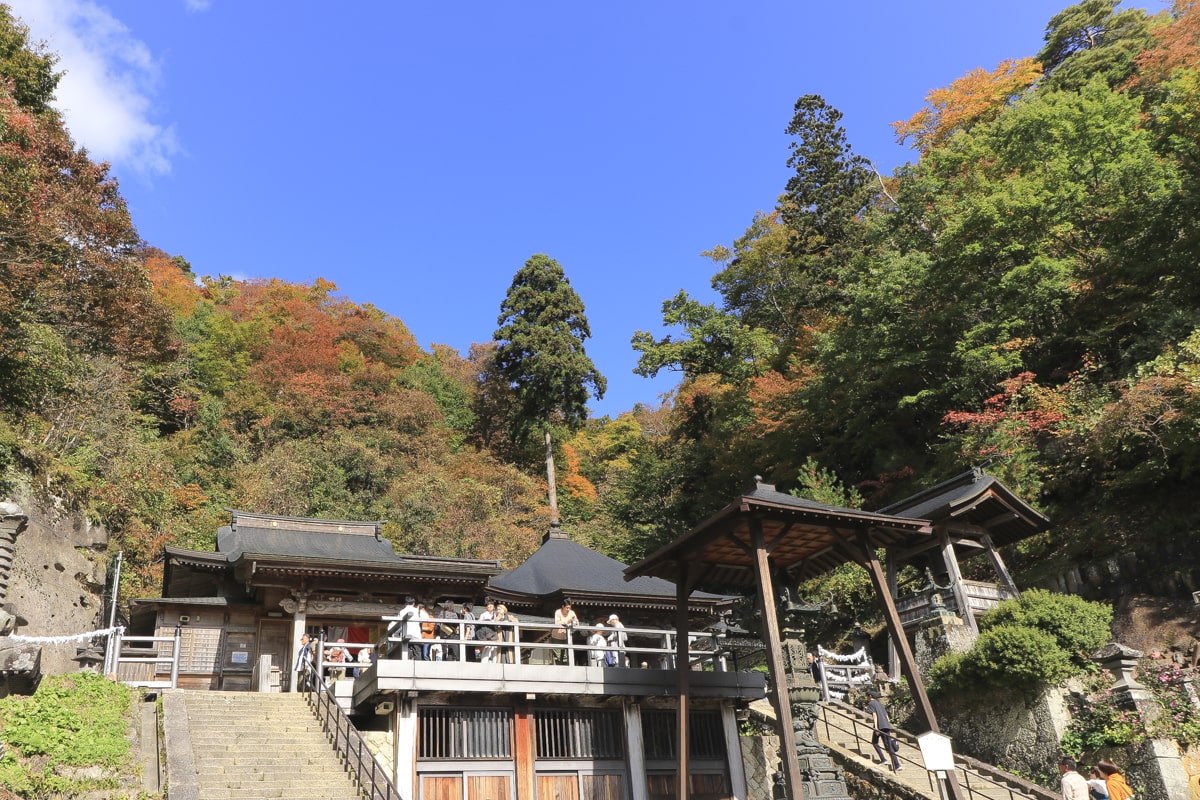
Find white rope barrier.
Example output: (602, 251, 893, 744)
(8, 625, 124, 645)
(817, 645, 868, 664)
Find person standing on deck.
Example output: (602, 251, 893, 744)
(553, 599, 579, 665)
(606, 614, 627, 667)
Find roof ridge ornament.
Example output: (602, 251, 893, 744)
(543, 520, 570, 543)
(747, 474, 776, 493)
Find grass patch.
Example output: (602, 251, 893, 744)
(0, 672, 141, 798)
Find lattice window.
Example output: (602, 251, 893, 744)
(419, 708, 512, 759)
(641, 710, 725, 760)
(534, 708, 625, 759)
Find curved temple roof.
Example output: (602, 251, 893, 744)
(626, 478, 932, 587)
(489, 523, 732, 613)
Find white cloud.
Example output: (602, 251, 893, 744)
(6, 0, 178, 175)
(184, 0, 211, 11)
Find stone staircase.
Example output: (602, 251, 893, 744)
(815, 700, 1057, 800)
(166, 690, 365, 800)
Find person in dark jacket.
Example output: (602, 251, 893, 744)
(866, 688, 900, 771)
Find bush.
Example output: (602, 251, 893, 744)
(930, 625, 1074, 692)
(1061, 670, 1146, 756)
(980, 589, 1112, 665)
(1143, 661, 1200, 747)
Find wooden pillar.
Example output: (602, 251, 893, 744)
(856, 531, 968, 800)
(625, 701, 649, 800)
(855, 530, 939, 733)
(514, 701, 534, 800)
(721, 702, 748, 800)
(939, 530, 978, 634)
(675, 562, 691, 800)
(981, 534, 1020, 597)
(886, 554, 901, 681)
(289, 610, 307, 692)
(750, 518, 803, 800)
(396, 697, 416, 800)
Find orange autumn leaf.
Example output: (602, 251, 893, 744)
(894, 58, 1043, 153)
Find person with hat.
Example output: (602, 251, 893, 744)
(866, 687, 901, 771)
(606, 613, 627, 667)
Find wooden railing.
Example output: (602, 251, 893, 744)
(817, 700, 1058, 800)
(896, 581, 1019, 626)
(299, 659, 400, 800)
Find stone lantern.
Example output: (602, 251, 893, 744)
(775, 589, 852, 800)
(73, 646, 106, 674)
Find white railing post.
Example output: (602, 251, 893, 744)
(169, 625, 182, 688)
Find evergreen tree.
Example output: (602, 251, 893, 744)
(493, 254, 606, 522)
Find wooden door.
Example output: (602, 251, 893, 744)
(580, 773, 624, 800)
(257, 620, 291, 674)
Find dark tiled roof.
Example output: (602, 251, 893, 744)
(878, 469, 1049, 546)
(490, 528, 726, 603)
(218, 523, 405, 563)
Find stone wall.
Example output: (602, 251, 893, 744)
(932, 684, 1071, 778)
(740, 734, 779, 800)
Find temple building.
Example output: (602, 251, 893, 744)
(127, 509, 764, 800)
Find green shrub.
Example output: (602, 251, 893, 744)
(927, 650, 969, 692)
(980, 589, 1112, 665)
(1143, 661, 1200, 747)
(1061, 671, 1146, 755)
(931, 624, 1074, 692)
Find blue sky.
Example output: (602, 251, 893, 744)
(8, 1, 1162, 417)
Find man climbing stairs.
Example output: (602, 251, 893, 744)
(815, 700, 1059, 800)
(163, 690, 367, 800)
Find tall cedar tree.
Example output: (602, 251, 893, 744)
(493, 255, 606, 523)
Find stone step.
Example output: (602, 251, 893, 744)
(198, 790, 362, 800)
(193, 755, 350, 768)
(177, 690, 365, 800)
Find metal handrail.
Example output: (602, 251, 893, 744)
(817, 700, 1057, 800)
(299, 661, 400, 800)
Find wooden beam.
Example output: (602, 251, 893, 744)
(764, 522, 796, 555)
(514, 700, 534, 800)
(939, 530, 978, 634)
(948, 537, 986, 551)
(750, 518, 803, 800)
(855, 529, 939, 733)
(675, 561, 691, 800)
(981, 534, 1020, 597)
(858, 530, 968, 797)
(722, 531, 757, 559)
(887, 538, 945, 562)
(885, 553, 900, 682)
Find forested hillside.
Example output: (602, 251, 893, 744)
(1, 0, 1198, 604)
